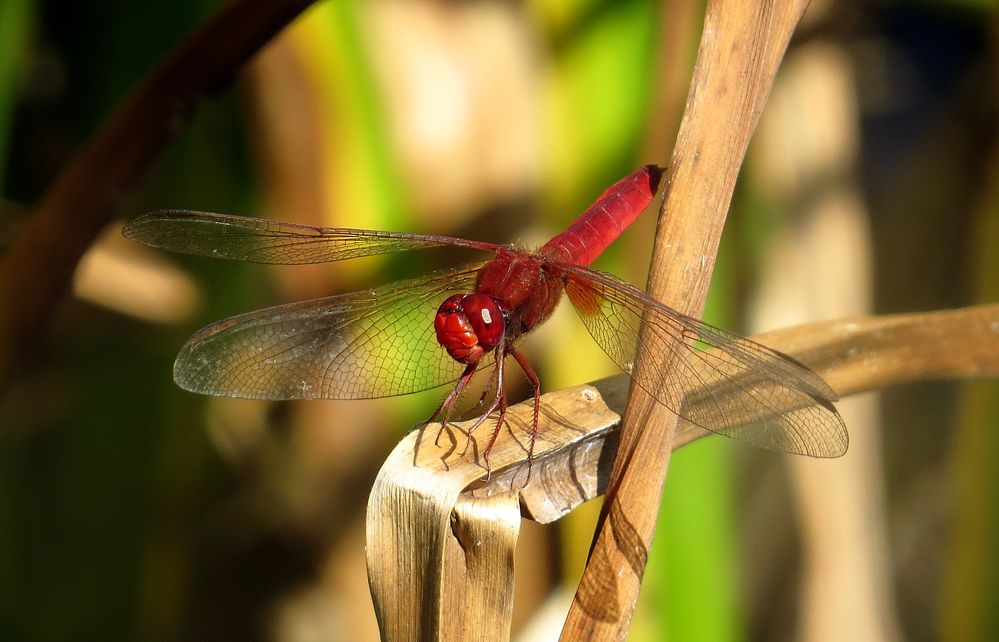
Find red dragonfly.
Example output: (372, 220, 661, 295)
(124, 165, 848, 468)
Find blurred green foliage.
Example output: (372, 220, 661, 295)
(0, 0, 33, 193)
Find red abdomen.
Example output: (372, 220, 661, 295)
(541, 164, 664, 266)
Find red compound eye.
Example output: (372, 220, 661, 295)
(433, 294, 505, 363)
(459, 294, 504, 350)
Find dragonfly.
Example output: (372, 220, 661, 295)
(123, 165, 848, 470)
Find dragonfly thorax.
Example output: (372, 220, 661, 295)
(434, 293, 506, 364)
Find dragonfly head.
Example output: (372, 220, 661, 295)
(434, 293, 505, 364)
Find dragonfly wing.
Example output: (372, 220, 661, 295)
(174, 262, 493, 400)
(123, 210, 498, 264)
(559, 264, 848, 457)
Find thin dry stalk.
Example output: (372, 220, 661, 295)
(562, 0, 811, 637)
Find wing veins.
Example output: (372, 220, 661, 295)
(558, 263, 846, 456)
(176, 263, 485, 399)
(125, 211, 498, 264)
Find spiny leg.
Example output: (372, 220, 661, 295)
(463, 347, 505, 457)
(510, 347, 542, 481)
(480, 372, 509, 479)
(461, 361, 502, 421)
(430, 360, 478, 447)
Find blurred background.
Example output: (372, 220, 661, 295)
(1, 0, 997, 640)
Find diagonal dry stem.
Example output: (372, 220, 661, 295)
(560, 0, 813, 637)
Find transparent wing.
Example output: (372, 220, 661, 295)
(173, 263, 493, 400)
(123, 210, 498, 264)
(560, 264, 848, 457)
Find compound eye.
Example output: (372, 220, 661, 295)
(434, 294, 480, 363)
(437, 294, 464, 315)
(460, 293, 504, 350)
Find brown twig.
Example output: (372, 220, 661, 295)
(0, 0, 318, 385)
(561, 0, 812, 638)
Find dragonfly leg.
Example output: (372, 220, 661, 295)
(510, 347, 541, 481)
(430, 361, 478, 447)
(463, 348, 505, 458)
(461, 362, 502, 421)
(480, 376, 509, 480)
